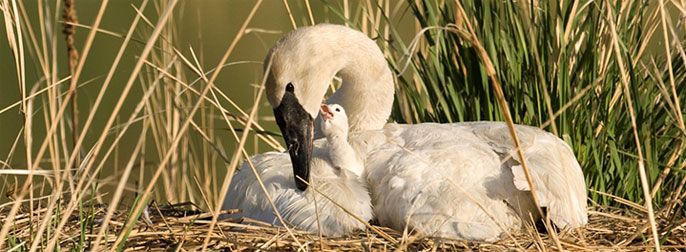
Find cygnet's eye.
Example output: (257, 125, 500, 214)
(285, 83, 294, 93)
(335, 108, 340, 112)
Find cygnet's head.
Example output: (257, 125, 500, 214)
(319, 104, 348, 138)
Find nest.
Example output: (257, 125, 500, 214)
(2, 201, 685, 251)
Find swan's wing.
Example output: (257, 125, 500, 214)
(223, 148, 373, 237)
(466, 122, 589, 228)
(361, 122, 587, 241)
(223, 151, 292, 224)
(364, 124, 523, 241)
(222, 151, 332, 230)
(223, 151, 326, 227)
(274, 156, 373, 237)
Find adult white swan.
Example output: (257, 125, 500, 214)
(224, 104, 373, 236)
(228, 23, 588, 241)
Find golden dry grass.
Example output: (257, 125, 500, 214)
(2, 201, 685, 251)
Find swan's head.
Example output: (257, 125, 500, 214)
(264, 25, 350, 191)
(264, 24, 393, 190)
(319, 104, 349, 138)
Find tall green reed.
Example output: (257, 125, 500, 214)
(381, 0, 686, 208)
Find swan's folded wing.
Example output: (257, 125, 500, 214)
(223, 147, 373, 237)
(365, 123, 524, 241)
(223, 152, 293, 224)
(470, 122, 588, 228)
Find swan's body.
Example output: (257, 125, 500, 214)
(224, 104, 373, 236)
(227, 24, 587, 241)
(364, 122, 586, 240)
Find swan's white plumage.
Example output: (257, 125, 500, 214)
(227, 23, 588, 241)
(265, 24, 394, 135)
(224, 105, 373, 237)
(359, 122, 587, 241)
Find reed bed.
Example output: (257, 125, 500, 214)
(1, 0, 685, 250)
(2, 202, 685, 251)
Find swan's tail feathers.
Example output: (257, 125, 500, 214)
(510, 139, 588, 229)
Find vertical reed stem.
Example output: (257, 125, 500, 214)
(63, 0, 80, 165)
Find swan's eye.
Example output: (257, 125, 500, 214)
(285, 83, 294, 93)
(335, 108, 340, 112)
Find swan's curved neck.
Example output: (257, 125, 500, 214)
(326, 50, 395, 133)
(268, 24, 395, 134)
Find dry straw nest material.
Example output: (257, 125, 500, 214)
(2, 202, 685, 251)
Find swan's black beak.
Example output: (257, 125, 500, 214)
(274, 92, 314, 191)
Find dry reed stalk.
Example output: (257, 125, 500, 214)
(161, 42, 279, 145)
(281, 0, 297, 30)
(62, 0, 80, 162)
(62, 0, 78, 72)
(3, 204, 681, 250)
(0, 1, 26, 238)
(650, 0, 686, 202)
(589, 189, 645, 211)
(668, 165, 686, 215)
(68, 46, 167, 223)
(604, 1, 660, 251)
(89, 0, 179, 248)
(449, 1, 563, 251)
(92, 119, 152, 250)
(160, 48, 284, 150)
(39, 0, 171, 249)
(15, 0, 49, 79)
(160, 12, 188, 204)
(514, 1, 559, 136)
(0, 0, 110, 249)
(37, 0, 151, 249)
(304, 0, 315, 25)
(648, 37, 686, 206)
(658, 1, 684, 131)
(206, 85, 284, 150)
(198, 1, 306, 249)
(343, 0, 349, 23)
(651, 140, 684, 197)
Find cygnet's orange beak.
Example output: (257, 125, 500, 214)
(319, 104, 334, 121)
